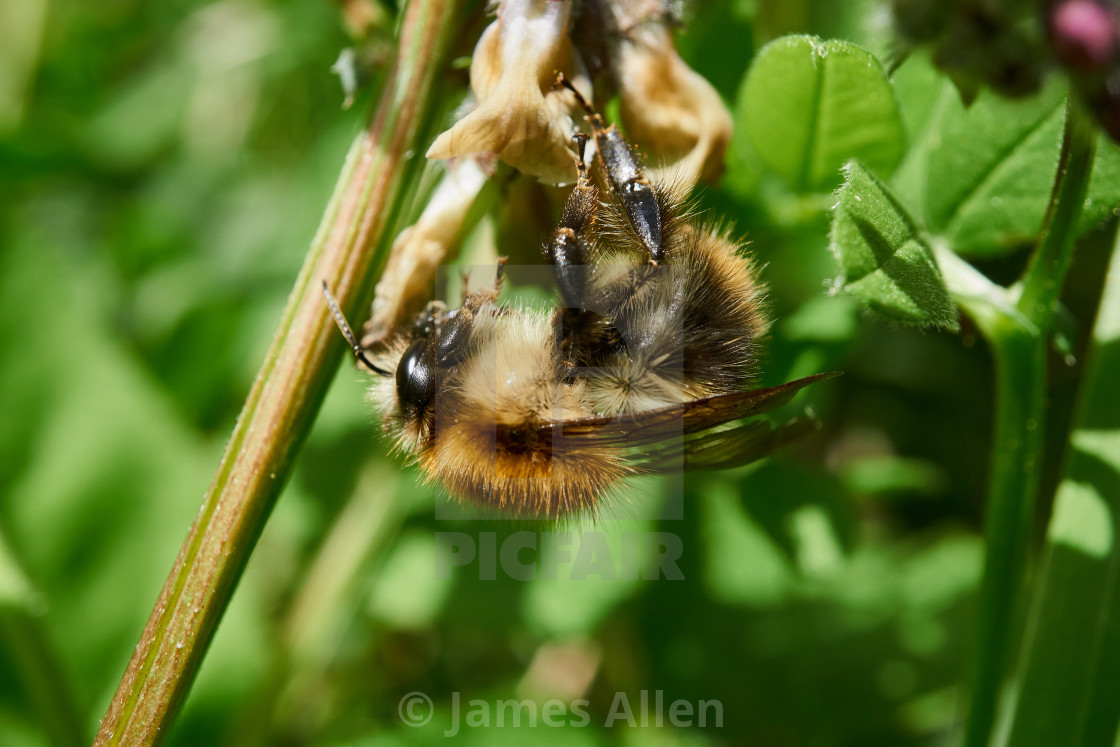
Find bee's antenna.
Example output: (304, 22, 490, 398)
(321, 281, 391, 376)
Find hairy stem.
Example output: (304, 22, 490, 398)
(93, 1, 462, 743)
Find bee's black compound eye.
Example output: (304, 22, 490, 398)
(396, 338, 435, 414)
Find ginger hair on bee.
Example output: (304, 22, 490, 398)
(409, 305, 632, 518)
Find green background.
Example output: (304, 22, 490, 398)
(2, 0, 1116, 744)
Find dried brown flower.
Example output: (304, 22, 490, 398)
(364, 157, 491, 344)
(616, 21, 733, 185)
(427, 0, 592, 185)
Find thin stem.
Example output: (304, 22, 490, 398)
(964, 324, 1046, 747)
(270, 465, 406, 740)
(93, 1, 463, 743)
(1017, 98, 1098, 325)
(1001, 223, 1120, 747)
(960, 96, 1099, 747)
(934, 252, 1046, 747)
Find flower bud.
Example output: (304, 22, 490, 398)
(1048, 0, 1119, 71)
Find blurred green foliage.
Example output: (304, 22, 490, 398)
(1, 0, 1117, 745)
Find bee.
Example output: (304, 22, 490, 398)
(324, 74, 837, 519)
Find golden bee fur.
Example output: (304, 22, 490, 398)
(326, 76, 834, 519)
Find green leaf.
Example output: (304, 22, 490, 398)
(1000, 228, 1120, 747)
(1081, 139, 1120, 235)
(892, 54, 1120, 256)
(368, 530, 452, 629)
(830, 161, 959, 330)
(925, 81, 1068, 257)
(738, 35, 905, 193)
(839, 456, 949, 499)
(781, 294, 860, 343)
(0, 533, 37, 612)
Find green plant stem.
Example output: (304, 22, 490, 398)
(955, 97, 1098, 747)
(1001, 223, 1120, 747)
(965, 323, 1046, 747)
(1017, 99, 1099, 326)
(93, 1, 462, 743)
(938, 241, 1058, 747)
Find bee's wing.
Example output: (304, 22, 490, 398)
(638, 416, 820, 472)
(548, 371, 840, 446)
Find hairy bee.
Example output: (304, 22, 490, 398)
(325, 75, 836, 518)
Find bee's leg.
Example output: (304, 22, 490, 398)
(433, 305, 474, 367)
(459, 268, 472, 300)
(554, 73, 663, 265)
(546, 133, 597, 311)
(409, 300, 446, 339)
(544, 134, 616, 363)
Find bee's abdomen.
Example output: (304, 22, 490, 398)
(585, 225, 769, 415)
(421, 417, 628, 517)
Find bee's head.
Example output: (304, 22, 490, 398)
(322, 282, 441, 431)
(395, 301, 474, 417)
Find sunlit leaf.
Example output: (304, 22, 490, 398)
(924, 82, 1067, 257)
(368, 530, 452, 629)
(893, 54, 1120, 256)
(702, 479, 794, 606)
(738, 35, 905, 193)
(523, 519, 650, 637)
(830, 160, 959, 330)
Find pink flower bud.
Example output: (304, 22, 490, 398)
(1049, 0, 1119, 71)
